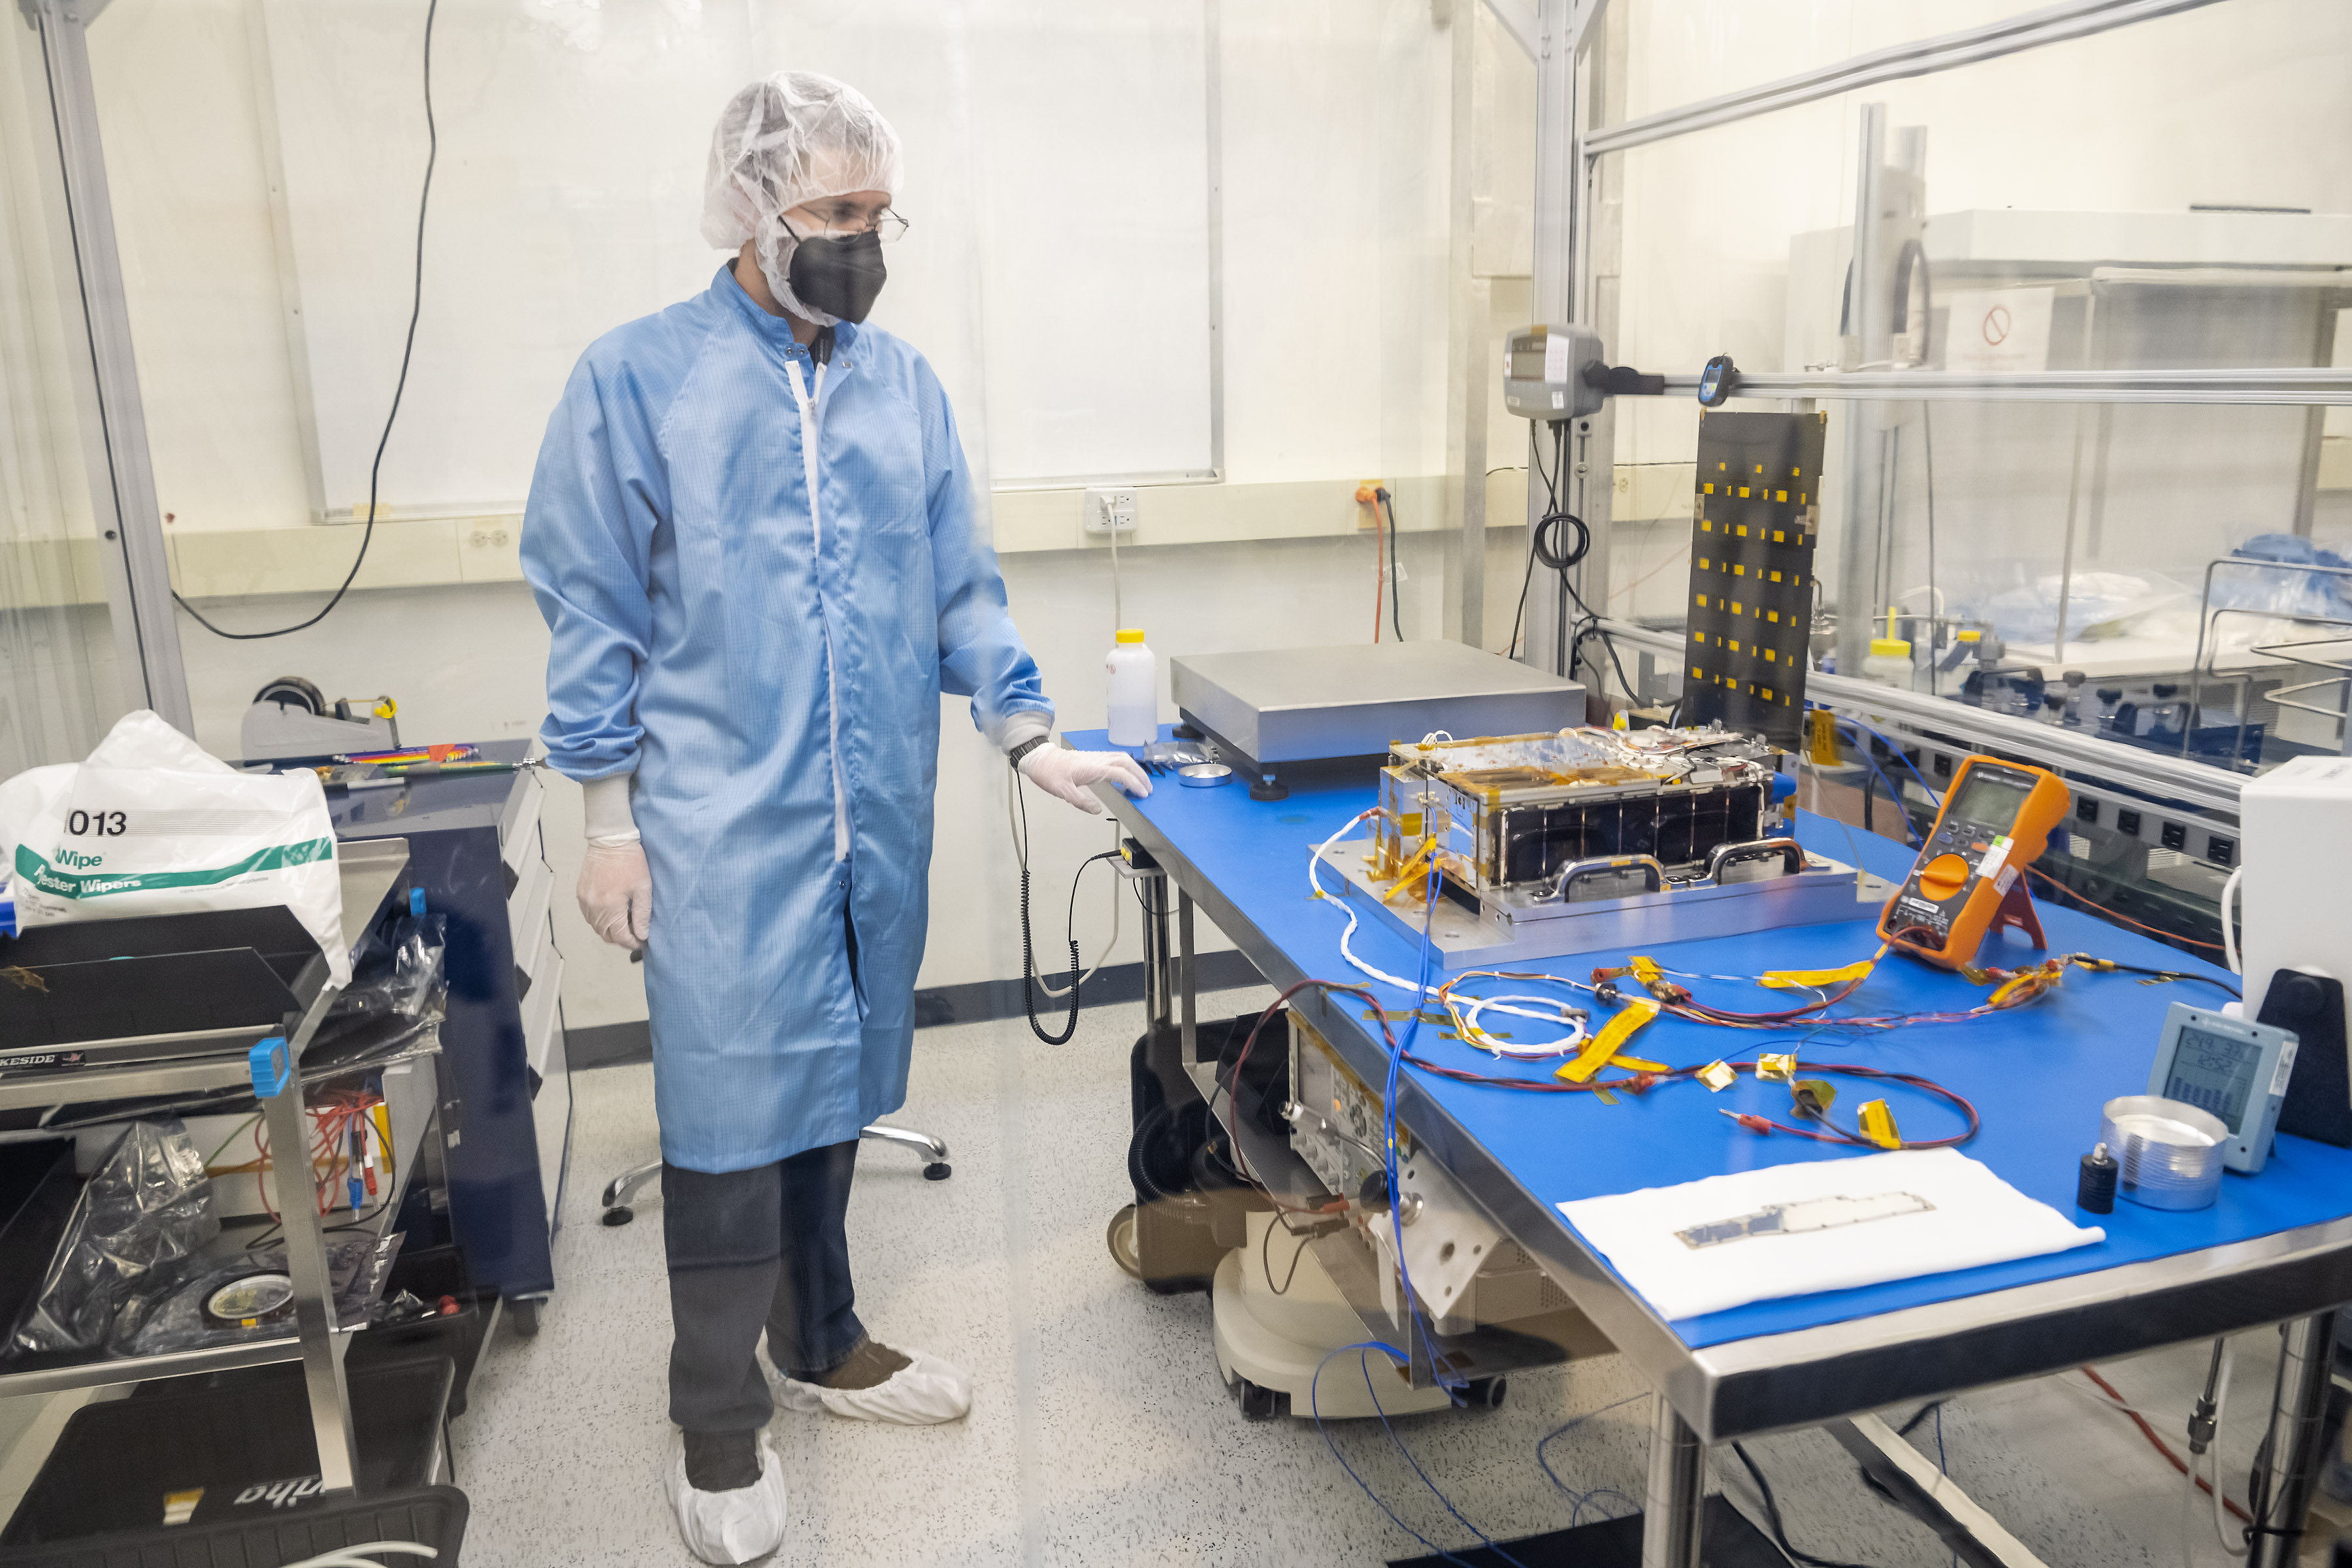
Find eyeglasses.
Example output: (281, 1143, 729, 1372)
(780, 206, 909, 246)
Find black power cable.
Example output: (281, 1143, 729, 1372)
(1855, 1401, 1944, 1505)
(1378, 487, 1404, 642)
(177, 0, 439, 640)
(1508, 422, 1591, 662)
(1729, 1441, 1884, 1568)
(1010, 776, 1119, 1045)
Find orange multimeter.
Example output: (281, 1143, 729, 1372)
(1877, 755, 2070, 970)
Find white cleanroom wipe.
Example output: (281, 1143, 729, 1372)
(1558, 1147, 2104, 1322)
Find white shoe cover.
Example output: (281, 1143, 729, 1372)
(667, 1430, 788, 1565)
(774, 1349, 973, 1425)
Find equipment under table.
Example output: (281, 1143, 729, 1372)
(1075, 727, 2352, 1568)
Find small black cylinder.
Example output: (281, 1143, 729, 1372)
(2078, 1142, 2119, 1215)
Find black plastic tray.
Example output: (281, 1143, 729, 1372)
(0, 1144, 75, 1352)
(2, 1354, 451, 1546)
(0, 907, 323, 1054)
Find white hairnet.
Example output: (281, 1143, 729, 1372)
(702, 72, 903, 327)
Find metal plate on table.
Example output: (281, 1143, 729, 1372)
(1170, 642, 1584, 768)
(1323, 838, 1872, 970)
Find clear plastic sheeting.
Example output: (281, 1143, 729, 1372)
(1940, 559, 2193, 646)
(2210, 534, 2352, 622)
(116, 1230, 404, 1355)
(10, 1118, 218, 1356)
(333, 911, 448, 1022)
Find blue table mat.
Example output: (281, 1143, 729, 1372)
(1077, 728, 2352, 1349)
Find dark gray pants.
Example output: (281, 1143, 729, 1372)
(662, 1139, 865, 1435)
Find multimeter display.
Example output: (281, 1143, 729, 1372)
(2161, 1024, 2264, 1131)
(1949, 770, 2032, 831)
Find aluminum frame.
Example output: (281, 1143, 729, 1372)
(1582, 0, 2229, 159)
(1661, 367, 2352, 405)
(22, 0, 191, 732)
(1511, 1, 2338, 1559)
(1597, 616, 2249, 817)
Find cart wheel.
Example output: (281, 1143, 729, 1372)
(1461, 1376, 1507, 1411)
(923, 1162, 952, 1181)
(1106, 1205, 1143, 1279)
(508, 1298, 543, 1337)
(600, 1205, 634, 1227)
(1233, 1377, 1286, 1421)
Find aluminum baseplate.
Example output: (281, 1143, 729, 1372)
(1326, 839, 1884, 970)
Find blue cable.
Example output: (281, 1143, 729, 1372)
(1356, 873, 1533, 1568)
(1534, 1392, 1650, 1527)
(1358, 1347, 1535, 1568)
(1310, 1342, 1484, 1568)
(1835, 715, 1943, 806)
(1831, 728, 1923, 847)
(1382, 870, 1445, 1385)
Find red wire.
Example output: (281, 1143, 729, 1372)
(2078, 1364, 2253, 1525)
(244, 1094, 382, 1223)
(2025, 864, 2227, 954)
(1371, 499, 1386, 643)
(1668, 975, 1870, 1025)
(1396, 1053, 1981, 1149)
(1225, 981, 1374, 1214)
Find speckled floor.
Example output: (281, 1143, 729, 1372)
(443, 989, 2336, 1567)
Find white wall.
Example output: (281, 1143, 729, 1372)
(78, 0, 1458, 537)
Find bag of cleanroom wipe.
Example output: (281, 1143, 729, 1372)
(0, 710, 347, 985)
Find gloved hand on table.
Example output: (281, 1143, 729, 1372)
(579, 774, 652, 951)
(1017, 744, 1151, 815)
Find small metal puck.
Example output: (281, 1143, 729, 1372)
(203, 1272, 295, 1328)
(1179, 762, 1233, 788)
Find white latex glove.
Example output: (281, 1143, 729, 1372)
(579, 840, 652, 951)
(1017, 744, 1152, 815)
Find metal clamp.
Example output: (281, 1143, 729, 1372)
(1542, 854, 1668, 904)
(1703, 837, 1808, 885)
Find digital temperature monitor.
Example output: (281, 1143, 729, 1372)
(1503, 324, 1603, 422)
(2147, 1002, 2298, 1174)
(1878, 755, 2070, 970)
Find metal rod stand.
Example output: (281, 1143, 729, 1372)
(2247, 1311, 2339, 1568)
(259, 1044, 359, 1494)
(1642, 1395, 1706, 1568)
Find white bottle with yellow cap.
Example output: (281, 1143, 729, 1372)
(1105, 629, 1157, 747)
(1861, 608, 1914, 690)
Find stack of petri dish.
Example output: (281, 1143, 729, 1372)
(2099, 1095, 2229, 1211)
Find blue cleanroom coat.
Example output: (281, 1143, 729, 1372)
(521, 265, 1052, 1173)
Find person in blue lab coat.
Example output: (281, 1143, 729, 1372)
(521, 71, 1151, 1565)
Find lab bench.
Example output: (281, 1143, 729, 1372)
(1079, 726, 2352, 1568)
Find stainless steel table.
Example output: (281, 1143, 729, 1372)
(1100, 773, 2352, 1568)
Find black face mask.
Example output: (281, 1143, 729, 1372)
(787, 231, 887, 323)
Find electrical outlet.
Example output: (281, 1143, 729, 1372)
(1083, 487, 1137, 536)
(1356, 480, 1384, 528)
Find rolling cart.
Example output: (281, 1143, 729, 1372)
(0, 840, 428, 1506)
